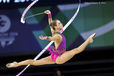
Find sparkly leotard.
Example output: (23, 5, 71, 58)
(48, 33, 66, 63)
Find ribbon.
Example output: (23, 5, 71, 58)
(20, 0, 39, 24)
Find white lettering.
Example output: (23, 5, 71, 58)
(14, 0, 32, 3)
(20, 0, 25, 2)
(0, 0, 33, 3)
(14, 0, 20, 3)
(0, 0, 10, 3)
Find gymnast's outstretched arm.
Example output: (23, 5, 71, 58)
(39, 34, 62, 42)
(44, 10, 54, 35)
(44, 10, 52, 25)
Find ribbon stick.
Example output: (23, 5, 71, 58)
(17, 0, 81, 76)
(25, 12, 44, 20)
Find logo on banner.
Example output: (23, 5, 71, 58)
(0, 15, 18, 48)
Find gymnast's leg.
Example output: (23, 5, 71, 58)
(6, 56, 55, 68)
(56, 33, 96, 64)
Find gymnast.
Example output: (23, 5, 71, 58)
(6, 10, 96, 68)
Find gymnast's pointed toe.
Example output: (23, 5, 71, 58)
(6, 62, 18, 68)
(88, 33, 96, 44)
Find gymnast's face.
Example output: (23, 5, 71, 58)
(54, 20, 63, 31)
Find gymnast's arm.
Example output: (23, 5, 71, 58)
(44, 10, 52, 25)
(44, 10, 54, 35)
(39, 34, 62, 42)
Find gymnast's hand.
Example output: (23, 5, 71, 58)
(44, 10, 51, 14)
(39, 36, 47, 40)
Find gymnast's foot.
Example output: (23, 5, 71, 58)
(6, 62, 19, 68)
(87, 33, 96, 44)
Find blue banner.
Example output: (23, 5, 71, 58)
(0, 9, 43, 55)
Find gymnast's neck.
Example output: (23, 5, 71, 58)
(53, 30, 61, 36)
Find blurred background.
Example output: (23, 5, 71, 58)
(0, 0, 114, 76)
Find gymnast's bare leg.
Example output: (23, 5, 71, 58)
(6, 56, 55, 68)
(55, 33, 95, 64)
(6, 33, 95, 68)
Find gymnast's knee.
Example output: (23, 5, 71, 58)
(26, 59, 35, 64)
(56, 60, 65, 64)
(71, 48, 81, 53)
(72, 48, 79, 51)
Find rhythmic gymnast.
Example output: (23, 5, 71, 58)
(6, 10, 96, 68)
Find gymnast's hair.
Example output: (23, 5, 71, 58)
(50, 20, 62, 30)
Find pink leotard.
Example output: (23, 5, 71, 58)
(48, 33, 66, 63)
